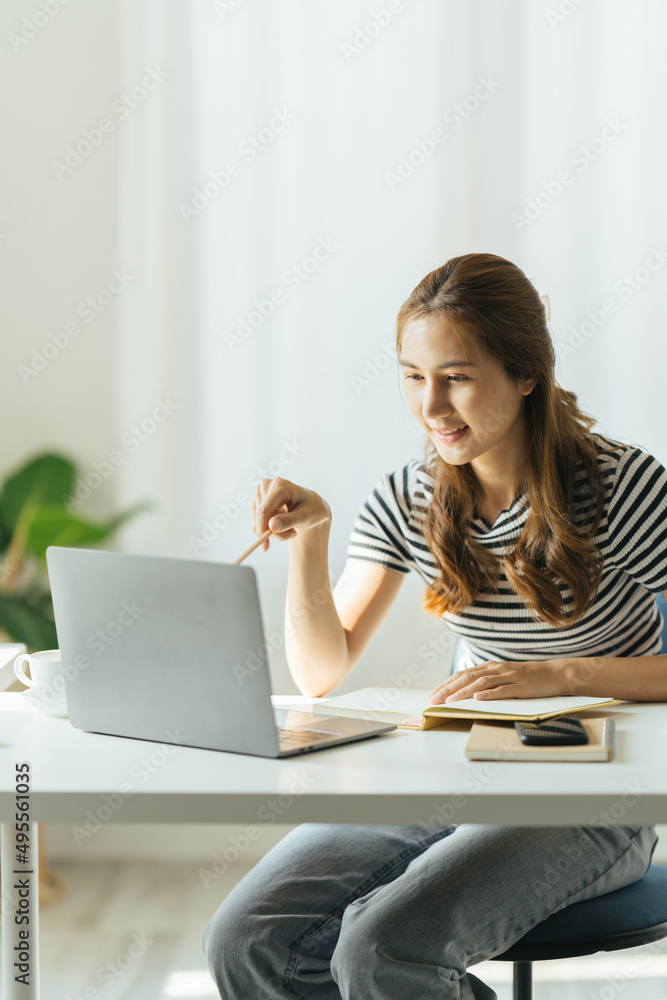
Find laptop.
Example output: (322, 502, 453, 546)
(45, 546, 396, 757)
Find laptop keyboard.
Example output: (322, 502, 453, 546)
(276, 726, 338, 749)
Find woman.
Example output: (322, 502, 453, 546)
(202, 253, 667, 1000)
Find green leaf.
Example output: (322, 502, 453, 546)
(24, 507, 113, 559)
(0, 517, 9, 555)
(103, 500, 154, 534)
(0, 451, 154, 649)
(23, 500, 153, 559)
(0, 592, 58, 651)
(0, 453, 76, 533)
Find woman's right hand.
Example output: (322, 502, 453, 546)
(251, 478, 332, 551)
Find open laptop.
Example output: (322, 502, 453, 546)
(45, 546, 396, 757)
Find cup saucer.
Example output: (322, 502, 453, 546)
(21, 689, 69, 718)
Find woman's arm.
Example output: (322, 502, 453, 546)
(428, 653, 667, 703)
(557, 650, 667, 701)
(428, 588, 667, 704)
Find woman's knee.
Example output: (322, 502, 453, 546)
(202, 894, 291, 997)
(201, 884, 276, 976)
(201, 895, 246, 970)
(330, 894, 393, 991)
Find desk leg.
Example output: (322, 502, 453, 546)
(1, 821, 39, 999)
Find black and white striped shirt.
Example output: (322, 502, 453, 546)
(346, 433, 667, 664)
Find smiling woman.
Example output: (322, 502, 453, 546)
(396, 254, 609, 629)
(344, 254, 667, 706)
(202, 253, 667, 1000)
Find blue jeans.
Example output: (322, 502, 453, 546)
(201, 821, 658, 999)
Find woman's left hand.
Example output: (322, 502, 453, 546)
(427, 659, 568, 704)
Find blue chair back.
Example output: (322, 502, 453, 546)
(657, 591, 667, 654)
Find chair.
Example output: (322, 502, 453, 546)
(490, 864, 667, 1000)
(485, 591, 667, 999)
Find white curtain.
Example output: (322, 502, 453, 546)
(115, 0, 667, 694)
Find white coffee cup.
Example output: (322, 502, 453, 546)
(14, 649, 67, 707)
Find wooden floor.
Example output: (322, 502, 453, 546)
(1, 860, 666, 999)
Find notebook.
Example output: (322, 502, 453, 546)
(311, 685, 620, 730)
(464, 716, 615, 762)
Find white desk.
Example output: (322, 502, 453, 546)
(1, 693, 667, 998)
(1, 694, 666, 826)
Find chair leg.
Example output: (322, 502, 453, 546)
(513, 960, 533, 1000)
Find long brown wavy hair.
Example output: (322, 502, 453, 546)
(398, 253, 621, 628)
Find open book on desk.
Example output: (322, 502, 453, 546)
(311, 686, 620, 731)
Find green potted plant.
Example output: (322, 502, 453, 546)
(0, 452, 150, 651)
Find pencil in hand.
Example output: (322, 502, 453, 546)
(236, 501, 292, 564)
(234, 529, 273, 565)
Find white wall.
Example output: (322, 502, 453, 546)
(2, 0, 665, 865)
(0, 0, 455, 865)
(0, 0, 120, 523)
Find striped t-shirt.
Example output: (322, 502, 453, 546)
(345, 432, 667, 664)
